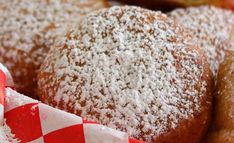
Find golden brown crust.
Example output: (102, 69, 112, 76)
(0, 44, 49, 99)
(208, 130, 234, 143)
(208, 52, 234, 143)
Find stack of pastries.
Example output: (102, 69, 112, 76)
(0, 0, 108, 98)
(0, 0, 234, 142)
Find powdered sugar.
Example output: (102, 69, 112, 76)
(169, 6, 234, 75)
(0, 0, 107, 95)
(38, 6, 209, 142)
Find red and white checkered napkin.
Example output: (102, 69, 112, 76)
(0, 64, 144, 143)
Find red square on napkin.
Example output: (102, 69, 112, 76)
(4, 103, 43, 142)
(44, 124, 85, 143)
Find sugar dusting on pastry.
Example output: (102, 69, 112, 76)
(0, 0, 107, 96)
(38, 6, 210, 142)
(169, 6, 234, 75)
(0, 0, 106, 67)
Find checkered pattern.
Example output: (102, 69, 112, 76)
(0, 66, 6, 125)
(0, 64, 144, 143)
